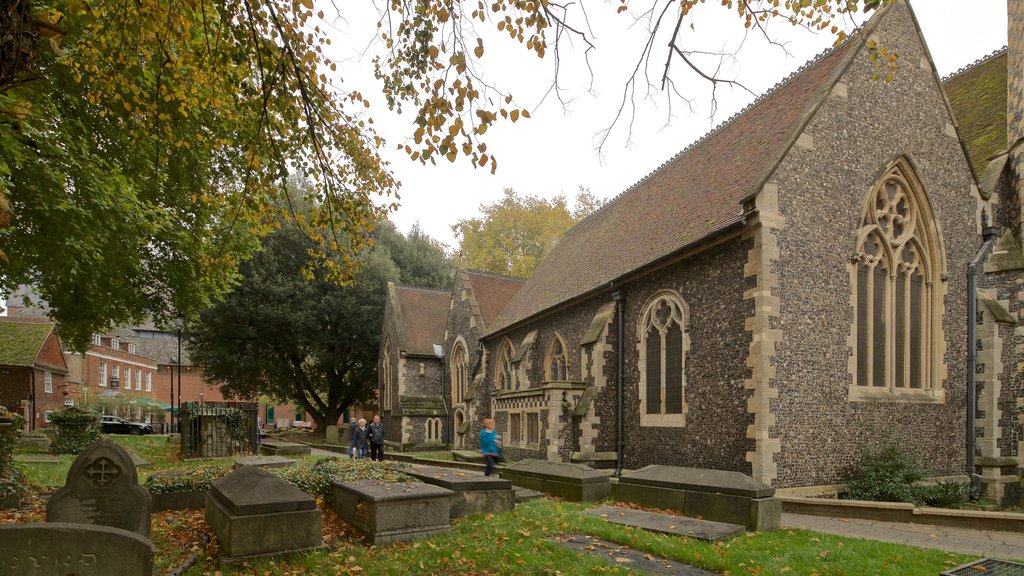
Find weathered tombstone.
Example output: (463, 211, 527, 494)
(233, 455, 297, 469)
(331, 480, 452, 544)
(612, 465, 782, 531)
(499, 460, 612, 502)
(325, 425, 339, 445)
(205, 465, 324, 562)
(0, 522, 155, 576)
(17, 431, 51, 451)
(406, 464, 515, 518)
(260, 439, 311, 456)
(46, 437, 152, 536)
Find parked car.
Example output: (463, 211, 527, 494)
(100, 415, 154, 435)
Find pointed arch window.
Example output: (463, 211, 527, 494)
(547, 335, 568, 381)
(637, 290, 690, 427)
(495, 339, 515, 390)
(451, 341, 468, 404)
(382, 339, 394, 410)
(850, 159, 944, 402)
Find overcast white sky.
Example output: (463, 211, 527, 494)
(333, 1, 1008, 250)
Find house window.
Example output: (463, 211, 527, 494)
(112, 365, 120, 388)
(451, 341, 468, 404)
(637, 290, 690, 427)
(850, 159, 944, 402)
(425, 418, 442, 442)
(145, 372, 152, 392)
(111, 338, 120, 351)
(495, 339, 515, 390)
(93, 334, 102, 346)
(128, 343, 136, 354)
(125, 368, 132, 390)
(526, 412, 539, 446)
(44, 411, 53, 423)
(382, 340, 393, 410)
(135, 369, 142, 390)
(44, 371, 53, 393)
(509, 413, 522, 444)
(547, 336, 568, 381)
(99, 362, 107, 387)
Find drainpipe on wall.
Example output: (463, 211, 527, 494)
(612, 289, 626, 477)
(30, 369, 36, 431)
(966, 222, 999, 499)
(434, 344, 450, 451)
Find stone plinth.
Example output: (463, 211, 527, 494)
(0, 522, 155, 576)
(406, 465, 515, 518)
(260, 440, 311, 457)
(46, 437, 153, 537)
(499, 460, 611, 502)
(331, 480, 451, 544)
(613, 465, 781, 531)
(205, 466, 324, 562)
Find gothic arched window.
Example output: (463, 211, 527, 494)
(495, 339, 515, 390)
(382, 339, 393, 410)
(547, 335, 568, 381)
(851, 159, 944, 402)
(451, 340, 468, 404)
(637, 290, 690, 427)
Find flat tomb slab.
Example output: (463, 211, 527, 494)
(0, 522, 155, 576)
(209, 465, 316, 516)
(12, 455, 61, 464)
(234, 455, 298, 469)
(259, 441, 311, 457)
(619, 466, 774, 498)
(452, 450, 485, 463)
(407, 465, 512, 491)
(331, 480, 451, 545)
(500, 460, 611, 502)
(552, 533, 720, 576)
(587, 506, 744, 543)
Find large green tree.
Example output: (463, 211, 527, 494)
(453, 187, 603, 278)
(1, 0, 891, 348)
(187, 220, 451, 430)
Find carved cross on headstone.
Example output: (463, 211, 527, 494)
(84, 457, 122, 488)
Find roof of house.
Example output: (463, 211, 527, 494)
(486, 17, 872, 335)
(942, 48, 1008, 179)
(464, 270, 525, 328)
(392, 284, 450, 356)
(0, 319, 57, 367)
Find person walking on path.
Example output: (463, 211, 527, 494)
(480, 418, 501, 476)
(347, 419, 359, 458)
(369, 415, 385, 461)
(352, 418, 370, 459)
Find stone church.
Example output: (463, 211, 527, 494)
(379, 0, 1024, 502)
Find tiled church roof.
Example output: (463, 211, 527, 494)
(487, 21, 871, 335)
(393, 285, 450, 357)
(0, 319, 55, 367)
(464, 270, 524, 328)
(943, 48, 1008, 178)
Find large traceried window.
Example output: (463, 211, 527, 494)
(382, 339, 394, 410)
(850, 159, 944, 402)
(451, 340, 468, 404)
(546, 335, 568, 381)
(495, 339, 515, 390)
(637, 291, 690, 427)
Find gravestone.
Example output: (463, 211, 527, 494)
(46, 437, 153, 537)
(406, 464, 515, 518)
(0, 522, 155, 576)
(205, 465, 324, 562)
(331, 480, 451, 544)
(325, 425, 339, 445)
(17, 432, 51, 451)
(260, 439, 311, 456)
(499, 460, 611, 502)
(233, 455, 297, 469)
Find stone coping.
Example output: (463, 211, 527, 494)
(501, 460, 612, 484)
(407, 464, 512, 491)
(781, 496, 1024, 532)
(333, 479, 452, 503)
(618, 465, 774, 498)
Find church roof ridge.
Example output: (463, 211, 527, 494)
(463, 268, 527, 283)
(942, 47, 1007, 82)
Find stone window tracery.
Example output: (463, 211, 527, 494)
(382, 340, 394, 410)
(451, 340, 468, 404)
(547, 335, 568, 381)
(637, 290, 690, 427)
(495, 339, 515, 390)
(850, 159, 944, 402)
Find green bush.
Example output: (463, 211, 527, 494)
(917, 480, 968, 509)
(273, 458, 412, 503)
(49, 407, 101, 455)
(144, 464, 233, 494)
(846, 442, 924, 504)
(0, 407, 28, 502)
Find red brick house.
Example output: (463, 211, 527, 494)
(0, 318, 69, 430)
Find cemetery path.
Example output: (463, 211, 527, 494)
(784, 513, 1024, 561)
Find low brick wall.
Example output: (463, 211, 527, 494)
(782, 496, 1024, 532)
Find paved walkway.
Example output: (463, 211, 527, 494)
(785, 513, 1024, 561)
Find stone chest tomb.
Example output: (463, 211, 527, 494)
(331, 480, 452, 544)
(406, 464, 515, 518)
(205, 465, 324, 562)
(499, 460, 611, 502)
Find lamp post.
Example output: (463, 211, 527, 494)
(175, 313, 184, 432)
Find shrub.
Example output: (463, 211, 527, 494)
(49, 407, 101, 455)
(0, 407, 28, 502)
(144, 464, 233, 494)
(917, 480, 968, 509)
(846, 442, 924, 504)
(273, 458, 412, 503)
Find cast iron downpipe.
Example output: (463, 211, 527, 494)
(435, 344, 450, 451)
(613, 289, 626, 477)
(967, 224, 999, 498)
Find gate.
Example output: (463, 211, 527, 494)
(180, 401, 259, 458)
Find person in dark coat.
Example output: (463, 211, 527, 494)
(347, 419, 359, 458)
(369, 415, 385, 461)
(352, 418, 370, 459)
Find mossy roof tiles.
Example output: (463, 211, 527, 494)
(393, 285, 450, 357)
(0, 319, 55, 367)
(943, 49, 1008, 178)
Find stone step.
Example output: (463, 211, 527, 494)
(587, 505, 744, 543)
(513, 487, 545, 502)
